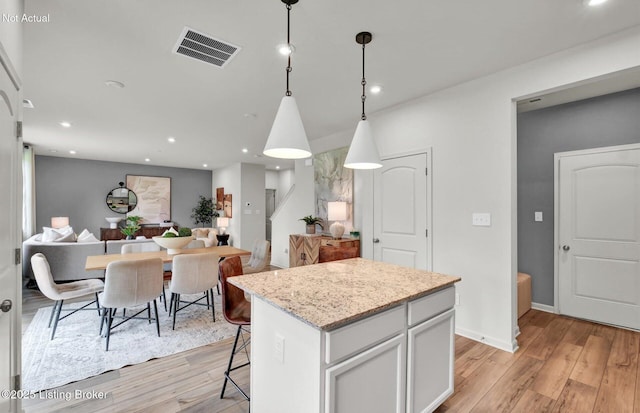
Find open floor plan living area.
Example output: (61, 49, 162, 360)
(1, 0, 640, 412)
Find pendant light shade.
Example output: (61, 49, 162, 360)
(344, 120, 381, 169)
(263, 0, 311, 160)
(264, 96, 311, 159)
(345, 31, 382, 170)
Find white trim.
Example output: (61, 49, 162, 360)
(0, 42, 21, 90)
(555, 142, 640, 158)
(455, 326, 518, 353)
(531, 302, 556, 314)
(553, 143, 640, 315)
(380, 149, 433, 271)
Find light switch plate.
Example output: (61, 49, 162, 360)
(472, 213, 491, 227)
(535, 211, 543, 222)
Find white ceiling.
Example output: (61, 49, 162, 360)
(22, 0, 640, 171)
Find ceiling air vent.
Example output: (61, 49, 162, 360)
(173, 27, 241, 68)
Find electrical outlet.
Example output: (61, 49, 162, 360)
(472, 213, 491, 227)
(274, 334, 285, 363)
(534, 211, 543, 222)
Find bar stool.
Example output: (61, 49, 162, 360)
(219, 256, 251, 401)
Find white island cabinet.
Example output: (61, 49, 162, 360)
(229, 258, 460, 413)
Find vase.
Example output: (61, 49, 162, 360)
(306, 224, 316, 234)
(126, 235, 133, 240)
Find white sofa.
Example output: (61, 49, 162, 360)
(22, 235, 105, 282)
(191, 227, 219, 247)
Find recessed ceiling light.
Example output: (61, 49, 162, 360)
(370, 85, 382, 94)
(69, 150, 76, 154)
(242, 148, 248, 153)
(145, 158, 151, 162)
(203, 163, 208, 168)
(584, 0, 607, 5)
(59, 121, 72, 128)
(167, 137, 176, 143)
(277, 43, 295, 56)
(49, 149, 58, 153)
(105, 80, 125, 89)
(276, 166, 280, 170)
(23, 99, 34, 109)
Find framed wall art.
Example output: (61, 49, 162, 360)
(126, 175, 171, 224)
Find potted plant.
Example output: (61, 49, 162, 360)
(191, 195, 220, 227)
(121, 215, 142, 240)
(299, 215, 323, 234)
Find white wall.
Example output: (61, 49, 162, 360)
(213, 163, 266, 250)
(265, 170, 278, 190)
(271, 161, 314, 268)
(281, 27, 640, 352)
(241, 163, 266, 250)
(212, 163, 241, 246)
(277, 169, 294, 206)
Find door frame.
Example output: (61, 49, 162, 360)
(0, 39, 22, 413)
(553, 142, 640, 312)
(376, 149, 433, 271)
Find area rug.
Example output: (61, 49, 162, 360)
(22, 294, 237, 392)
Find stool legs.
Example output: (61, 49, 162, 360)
(220, 325, 250, 401)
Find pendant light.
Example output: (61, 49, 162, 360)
(344, 32, 382, 170)
(263, 0, 312, 159)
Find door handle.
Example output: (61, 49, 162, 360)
(562, 245, 570, 251)
(373, 238, 380, 243)
(0, 299, 12, 313)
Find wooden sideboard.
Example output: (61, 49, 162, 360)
(100, 226, 179, 241)
(289, 234, 360, 267)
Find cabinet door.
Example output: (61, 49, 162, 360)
(325, 334, 405, 413)
(406, 309, 455, 413)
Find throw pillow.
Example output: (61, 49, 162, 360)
(41, 227, 62, 242)
(42, 225, 76, 242)
(77, 229, 100, 243)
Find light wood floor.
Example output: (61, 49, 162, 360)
(21, 287, 639, 413)
(436, 309, 640, 413)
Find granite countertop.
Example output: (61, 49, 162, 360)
(228, 258, 461, 331)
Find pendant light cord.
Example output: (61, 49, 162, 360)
(285, 4, 292, 97)
(361, 42, 367, 120)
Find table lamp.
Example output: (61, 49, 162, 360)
(217, 217, 229, 234)
(51, 216, 69, 229)
(327, 202, 347, 239)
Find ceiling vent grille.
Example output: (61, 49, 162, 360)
(173, 27, 241, 68)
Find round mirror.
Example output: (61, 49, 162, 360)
(106, 182, 137, 214)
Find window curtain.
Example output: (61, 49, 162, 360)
(22, 145, 36, 239)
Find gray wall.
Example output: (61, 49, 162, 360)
(517, 87, 640, 306)
(34, 156, 212, 237)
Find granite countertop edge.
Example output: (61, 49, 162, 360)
(230, 276, 460, 331)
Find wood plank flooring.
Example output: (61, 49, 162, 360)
(21, 286, 640, 412)
(437, 309, 640, 413)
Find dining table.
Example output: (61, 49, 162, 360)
(85, 245, 251, 271)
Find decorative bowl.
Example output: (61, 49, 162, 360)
(152, 236, 194, 254)
(105, 217, 122, 229)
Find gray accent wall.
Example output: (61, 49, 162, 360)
(34, 156, 212, 238)
(517, 87, 640, 306)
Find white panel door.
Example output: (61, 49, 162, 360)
(558, 147, 640, 330)
(0, 49, 21, 413)
(373, 153, 428, 269)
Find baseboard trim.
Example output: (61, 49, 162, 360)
(455, 327, 517, 353)
(531, 302, 556, 313)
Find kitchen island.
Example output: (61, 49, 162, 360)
(229, 258, 461, 413)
